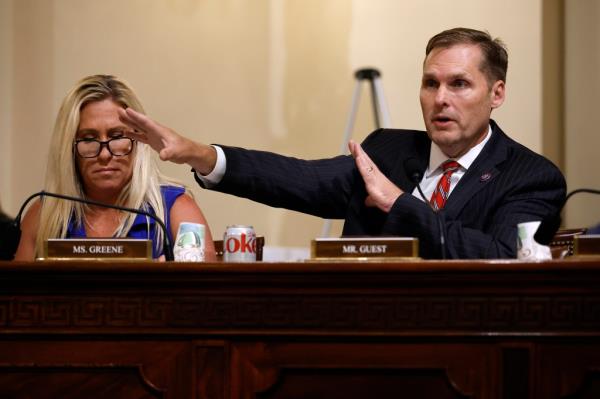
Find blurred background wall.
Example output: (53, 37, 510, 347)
(0, 0, 597, 252)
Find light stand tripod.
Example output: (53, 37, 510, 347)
(320, 68, 392, 237)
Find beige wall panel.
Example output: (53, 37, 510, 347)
(8, 0, 55, 218)
(542, 0, 564, 169)
(3, 0, 544, 250)
(564, 0, 600, 229)
(0, 0, 13, 213)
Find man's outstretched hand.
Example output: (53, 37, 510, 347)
(118, 108, 217, 175)
(348, 139, 403, 213)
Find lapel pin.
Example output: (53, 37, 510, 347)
(480, 172, 492, 182)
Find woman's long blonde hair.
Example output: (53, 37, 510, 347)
(35, 74, 182, 256)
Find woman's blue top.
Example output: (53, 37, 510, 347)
(66, 185, 184, 258)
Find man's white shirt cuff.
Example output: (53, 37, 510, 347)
(194, 145, 226, 188)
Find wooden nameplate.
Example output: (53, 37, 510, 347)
(41, 239, 152, 261)
(311, 237, 419, 260)
(574, 235, 600, 256)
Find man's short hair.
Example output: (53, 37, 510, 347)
(425, 27, 508, 85)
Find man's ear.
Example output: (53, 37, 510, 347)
(490, 80, 505, 109)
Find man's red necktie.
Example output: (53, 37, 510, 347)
(429, 160, 460, 211)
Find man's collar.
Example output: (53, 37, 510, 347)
(426, 124, 493, 177)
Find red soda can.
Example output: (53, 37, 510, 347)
(223, 225, 256, 262)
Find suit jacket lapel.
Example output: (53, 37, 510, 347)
(443, 122, 509, 218)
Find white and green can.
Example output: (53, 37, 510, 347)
(174, 222, 205, 262)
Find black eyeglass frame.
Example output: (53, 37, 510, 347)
(73, 137, 136, 158)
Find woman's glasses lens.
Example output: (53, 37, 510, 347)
(75, 137, 134, 158)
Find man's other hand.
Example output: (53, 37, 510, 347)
(348, 140, 403, 213)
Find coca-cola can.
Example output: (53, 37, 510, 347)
(223, 225, 256, 262)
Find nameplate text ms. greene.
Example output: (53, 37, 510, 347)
(42, 239, 152, 260)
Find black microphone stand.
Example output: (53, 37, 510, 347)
(415, 182, 447, 260)
(404, 158, 447, 259)
(14, 191, 174, 261)
(534, 188, 600, 244)
(565, 188, 600, 202)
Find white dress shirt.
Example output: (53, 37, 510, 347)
(411, 125, 492, 203)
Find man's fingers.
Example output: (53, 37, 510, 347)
(118, 108, 145, 131)
(118, 107, 177, 157)
(349, 139, 402, 212)
(348, 140, 357, 157)
(131, 134, 149, 145)
(349, 140, 378, 178)
(348, 140, 364, 160)
(122, 129, 149, 144)
(118, 110, 150, 144)
(123, 107, 150, 127)
(121, 107, 165, 138)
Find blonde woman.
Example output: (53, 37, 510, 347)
(15, 75, 216, 261)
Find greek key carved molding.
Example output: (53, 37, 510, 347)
(0, 295, 599, 332)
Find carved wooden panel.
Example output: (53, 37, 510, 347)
(0, 340, 194, 399)
(0, 365, 163, 399)
(536, 343, 600, 399)
(195, 341, 228, 399)
(230, 342, 494, 399)
(257, 368, 470, 399)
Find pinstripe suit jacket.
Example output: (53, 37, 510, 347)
(206, 120, 566, 259)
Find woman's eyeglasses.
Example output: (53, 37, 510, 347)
(74, 137, 135, 158)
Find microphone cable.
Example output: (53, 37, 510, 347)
(14, 191, 174, 261)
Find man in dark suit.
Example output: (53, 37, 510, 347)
(119, 27, 566, 259)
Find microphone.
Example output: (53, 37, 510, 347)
(565, 188, 600, 202)
(404, 158, 448, 259)
(534, 188, 600, 243)
(2, 191, 174, 261)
